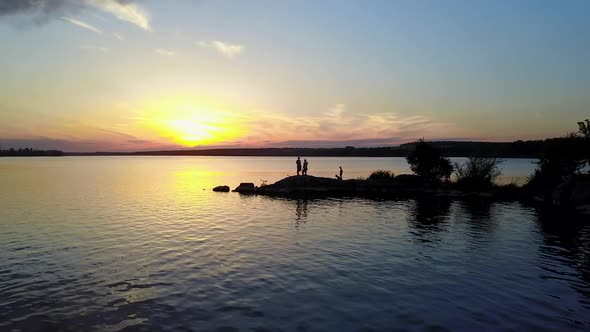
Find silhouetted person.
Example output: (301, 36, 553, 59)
(302, 159, 308, 175)
(336, 166, 343, 180)
(296, 157, 302, 176)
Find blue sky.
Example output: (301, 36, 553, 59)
(0, 0, 589, 151)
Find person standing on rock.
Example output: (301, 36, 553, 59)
(335, 166, 343, 180)
(302, 159, 308, 175)
(296, 157, 302, 176)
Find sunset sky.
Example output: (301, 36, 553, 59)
(1, 0, 589, 152)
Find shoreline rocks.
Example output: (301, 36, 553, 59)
(212, 185, 230, 192)
(221, 175, 520, 199)
(233, 183, 256, 193)
(212, 175, 589, 216)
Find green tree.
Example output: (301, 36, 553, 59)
(406, 139, 453, 182)
(578, 119, 590, 139)
(578, 119, 590, 169)
(437, 158, 454, 182)
(526, 121, 589, 192)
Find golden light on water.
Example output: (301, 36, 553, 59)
(138, 95, 247, 147)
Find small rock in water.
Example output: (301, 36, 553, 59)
(233, 183, 256, 193)
(212, 185, 230, 192)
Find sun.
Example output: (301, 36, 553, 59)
(137, 95, 246, 147)
(166, 119, 217, 145)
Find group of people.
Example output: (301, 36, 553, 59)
(295, 157, 344, 180)
(296, 157, 308, 176)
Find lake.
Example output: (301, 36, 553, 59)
(1, 157, 589, 331)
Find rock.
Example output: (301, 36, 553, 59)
(233, 183, 256, 193)
(212, 185, 230, 192)
(224, 174, 525, 202)
(257, 175, 356, 195)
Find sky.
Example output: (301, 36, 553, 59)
(0, 0, 589, 152)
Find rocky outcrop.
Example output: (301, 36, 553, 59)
(257, 175, 357, 195)
(233, 183, 256, 193)
(212, 185, 230, 192)
(229, 175, 519, 199)
(213, 174, 590, 216)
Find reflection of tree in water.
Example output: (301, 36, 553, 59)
(408, 197, 452, 241)
(536, 209, 590, 304)
(458, 199, 495, 234)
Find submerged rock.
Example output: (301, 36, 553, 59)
(233, 183, 256, 193)
(212, 185, 230, 192)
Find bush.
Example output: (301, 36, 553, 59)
(406, 139, 453, 182)
(578, 119, 590, 168)
(369, 170, 395, 181)
(578, 119, 590, 139)
(437, 157, 453, 182)
(454, 157, 503, 191)
(525, 131, 588, 192)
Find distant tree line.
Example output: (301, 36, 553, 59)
(0, 147, 64, 157)
(70, 139, 563, 158)
(3, 126, 587, 160)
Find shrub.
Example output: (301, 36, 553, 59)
(578, 119, 590, 139)
(578, 119, 590, 168)
(454, 157, 503, 191)
(437, 157, 453, 182)
(369, 170, 395, 181)
(406, 139, 453, 182)
(525, 131, 587, 192)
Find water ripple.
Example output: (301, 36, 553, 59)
(1, 157, 589, 331)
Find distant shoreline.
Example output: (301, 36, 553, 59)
(1, 140, 556, 158)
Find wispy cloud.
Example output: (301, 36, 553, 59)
(86, 0, 151, 31)
(197, 40, 245, 58)
(236, 104, 454, 146)
(80, 45, 109, 53)
(154, 49, 176, 56)
(0, 0, 150, 31)
(61, 16, 102, 34)
(113, 32, 124, 40)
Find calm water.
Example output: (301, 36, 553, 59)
(1, 157, 589, 331)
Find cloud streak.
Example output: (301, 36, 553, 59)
(0, 0, 150, 30)
(61, 16, 102, 34)
(237, 104, 454, 147)
(197, 40, 244, 58)
(154, 49, 176, 56)
(86, 0, 150, 31)
(80, 45, 109, 53)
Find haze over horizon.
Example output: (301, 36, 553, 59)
(1, 0, 589, 152)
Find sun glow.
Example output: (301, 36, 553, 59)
(138, 96, 247, 147)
